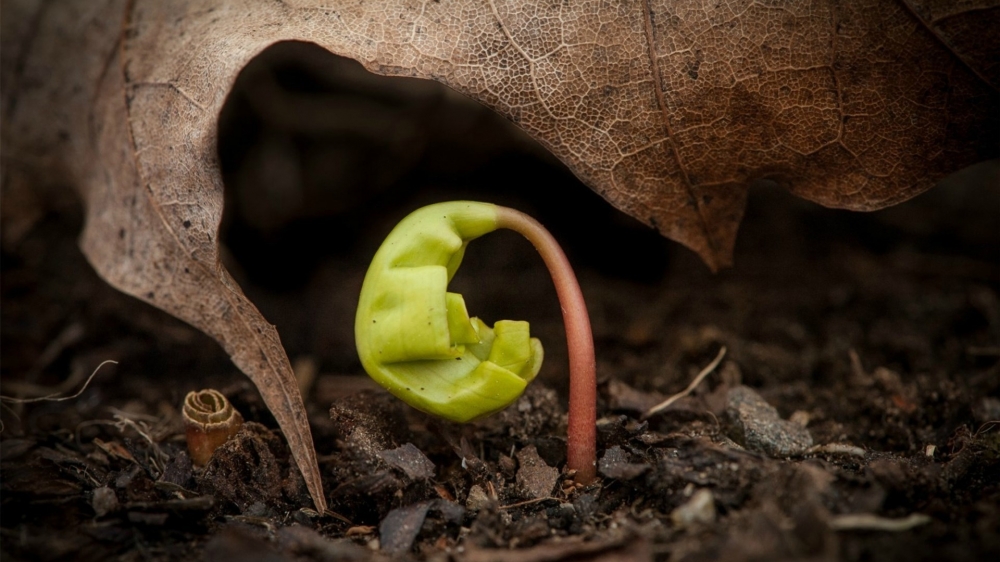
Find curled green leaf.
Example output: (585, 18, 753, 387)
(355, 201, 543, 422)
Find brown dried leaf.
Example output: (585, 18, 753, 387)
(2, 0, 997, 512)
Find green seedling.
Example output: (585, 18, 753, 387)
(355, 201, 597, 483)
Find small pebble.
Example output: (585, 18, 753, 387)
(379, 443, 435, 480)
(598, 445, 650, 480)
(790, 410, 811, 427)
(498, 454, 517, 478)
(465, 485, 492, 511)
(91, 486, 119, 517)
(671, 489, 716, 527)
(726, 385, 813, 456)
(379, 502, 431, 555)
(516, 446, 559, 499)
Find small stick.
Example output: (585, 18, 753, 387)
(500, 496, 559, 510)
(1, 360, 118, 403)
(643, 347, 726, 419)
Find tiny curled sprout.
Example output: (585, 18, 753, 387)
(183, 389, 244, 467)
(356, 201, 597, 483)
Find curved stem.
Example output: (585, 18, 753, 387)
(496, 206, 597, 484)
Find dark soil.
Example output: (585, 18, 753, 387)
(2, 44, 998, 561)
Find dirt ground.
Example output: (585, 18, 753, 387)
(2, 46, 998, 561)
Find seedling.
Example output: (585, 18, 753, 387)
(355, 201, 597, 483)
(182, 389, 244, 467)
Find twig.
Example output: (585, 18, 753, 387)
(974, 420, 999, 437)
(321, 509, 354, 525)
(643, 347, 726, 419)
(1, 360, 118, 403)
(499, 497, 559, 510)
(829, 513, 931, 532)
(107, 407, 161, 424)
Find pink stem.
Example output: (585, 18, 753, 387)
(496, 206, 597, 484)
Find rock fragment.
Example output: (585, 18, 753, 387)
(379, 501, 432, 555)
(379, 443, 435, 480)
(515, 445, 559, 499)
(671, 488, 716, 527)
(725, 385, 813, 456)
(466, 484, 492, 511)
(598, 445, 650, 480)
(91, 486, 119, 517)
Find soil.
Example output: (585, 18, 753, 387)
(2, 45, 999, 561)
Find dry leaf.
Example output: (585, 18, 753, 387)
(2, 0, 997, 511)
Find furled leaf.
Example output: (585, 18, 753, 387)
(2, 0, 996, 511)
(354, 202, 543, 423)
